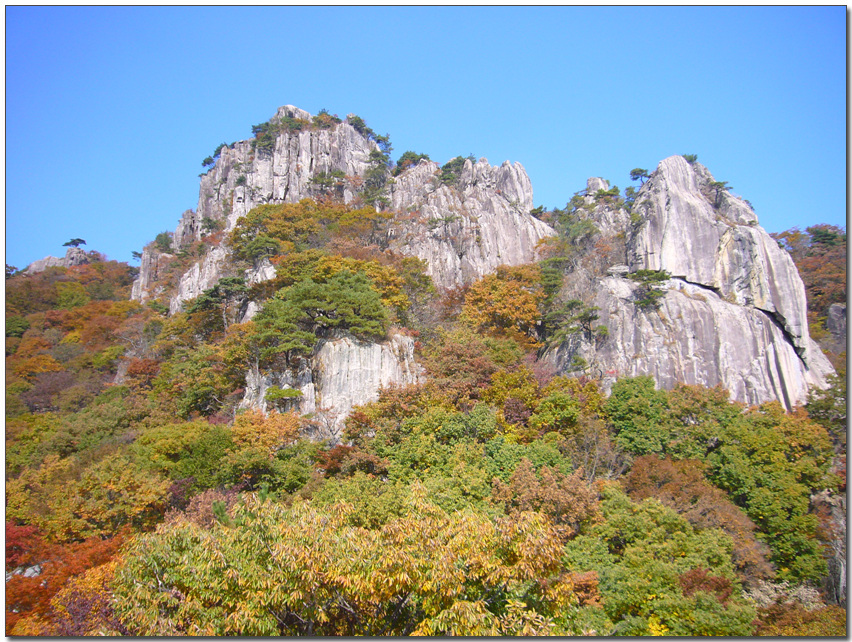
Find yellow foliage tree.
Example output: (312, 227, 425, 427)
(460, 264, 545, 347)
(112, 484, 587, 636)
(230, 409, 302, 454)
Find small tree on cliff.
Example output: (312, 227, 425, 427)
(629, 168, 649, 185)
(63, 238, 87, 248)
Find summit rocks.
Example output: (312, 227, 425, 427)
(127, 108, 834, 417)
(545, 155, 833, 409)
(388, 157, 553, 289)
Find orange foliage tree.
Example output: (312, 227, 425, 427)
(5, 522, 124, 635)
(460, 264, 545, 347)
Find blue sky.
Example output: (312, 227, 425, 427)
(6, 6, 847, 270)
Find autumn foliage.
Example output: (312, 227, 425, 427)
(5, 208, 846, 636)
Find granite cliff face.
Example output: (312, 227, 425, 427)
(239, 333, 422, 436)
(174, 106, 377, 249)
(128, 108, 832, 420)
(628, 156, 812, 358)
(25, 247, 96, 275)
(387, 158, 553, 289)
(132, 106, 551, 308)
(548, 277, 827, 409)
(130, 106, 552, 424)
(545, 155, 833, 409)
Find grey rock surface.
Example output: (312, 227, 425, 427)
(130, 249, 172, 302)
(176, 106, 377, 248)
(543, 157, 835, 408)
(25, 247, 93, 274)
(387, 157, 554, 288)
(240, 332, 422, 435)
(134, 107, 378, 307)
(127, 107, 834, 419)
(134, 107, 554, 309)
(581, 177, 632, 239)
(627, 155, 820, 369)
(545, 277, 832, 409)
(824, 303, 847, 355)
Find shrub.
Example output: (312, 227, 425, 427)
(153, 232, 173, 254)
(628, 269, 669, 310)
(311, 109, 342, 129)
(394, 151, 430, 176)
(439, 155, 474, 186)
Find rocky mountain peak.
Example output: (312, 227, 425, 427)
(274, 105, 312, 122)
(628, 155, 813, 356)
(388, 156, 552, 289)
(545, 154, 833, 409)
(128, 110, 834, 414)
(586, 176, 610, 193)
(25, 247, 98, 275)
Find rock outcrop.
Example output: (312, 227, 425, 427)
(548, 277, 828, 409)
(132, 106, 553, 309)
(25, 247, 96, 274)
(628, 156, 811, 356)
(824, 303, 847, 355)
(174, 106, 378, 249)
(581, 178, 632, 238)
(240, 333, 422, 436)
(130, 249, 172, 302)
(545, 155, 834, 409)
(128, 108, 833, 418)
(387, 158, 554, 288)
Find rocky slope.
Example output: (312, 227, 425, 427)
(387, 158, 553, 289)
(24, 247, 97, 274)
(126, 107, 833, 417)
(129, 105, 551, 422)
(545, 156, 834, 409)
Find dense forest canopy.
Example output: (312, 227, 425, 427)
(5, 121, 846, 635)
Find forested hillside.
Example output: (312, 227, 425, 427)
(5, 110, 846, 636)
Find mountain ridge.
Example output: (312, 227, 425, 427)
(25, 105, 836, 414)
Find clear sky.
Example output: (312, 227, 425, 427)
(5, 6, 847, 270)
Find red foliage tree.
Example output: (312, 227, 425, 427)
(5, 522, 125, 634)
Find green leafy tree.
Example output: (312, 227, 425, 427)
(563, 484, 757, 636)
(709, 181, 732, 208)
(605, 376, 671, 454)
(250, 298, 317, 369)
(112, 486, 582, 636)
(623, 455, 774, 585)
(360, 149, 392, 208)
(282, 271, 389, 341)
(394, 151, 430, 175)
(629, 168, 649, 185)
(131, 420, 234, 492)
(152, 344, 231, 418)
(528, 390, 581, 438)
(153, 232, 173, 254)
(806, 371, 846, 448)
(439, 155, 473, 186)
(605, 378, 835, 583)
(628, 269, 669, 310)
(63, 239, 87, 248)
(185, 276, 247, 333)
